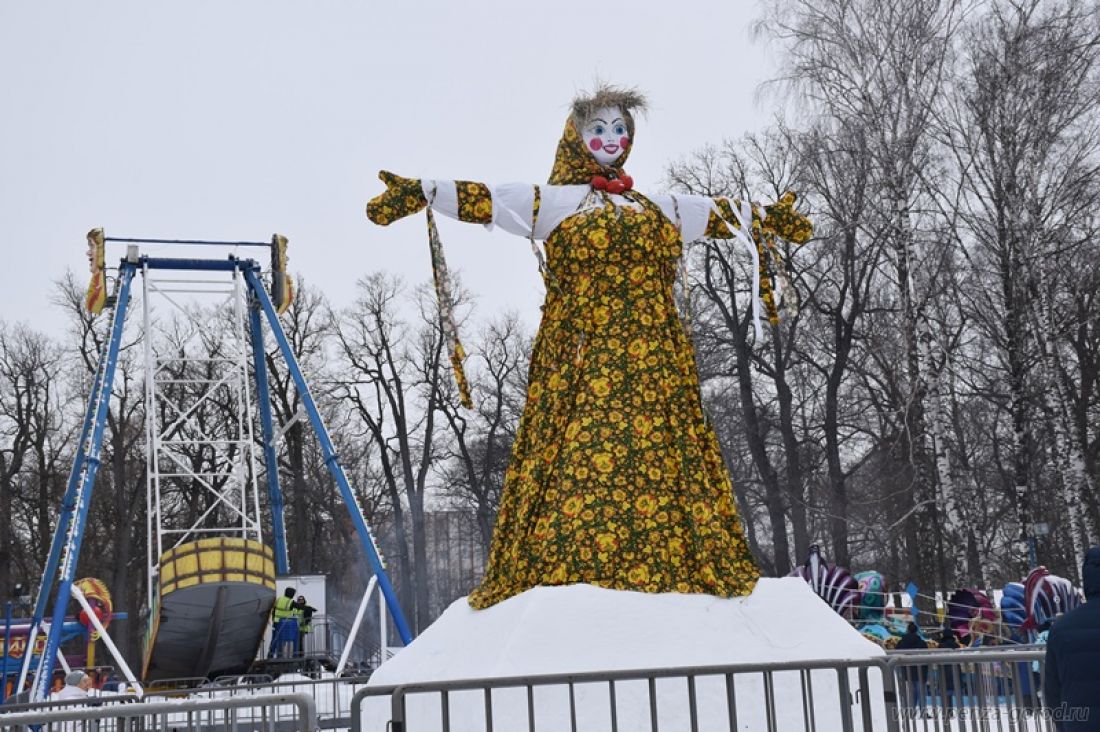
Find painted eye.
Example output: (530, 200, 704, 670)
(614, 125, 626, 135)
(593, 125, 605, 135)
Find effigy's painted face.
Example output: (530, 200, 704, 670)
(581, 106, 630, 165)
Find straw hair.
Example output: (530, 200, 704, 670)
(571, 84, 648, 134)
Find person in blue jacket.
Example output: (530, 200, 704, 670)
(1043, 547, 1100, 730)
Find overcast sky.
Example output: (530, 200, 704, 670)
(1, 1, 780, 337)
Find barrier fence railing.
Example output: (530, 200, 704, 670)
(145, 673, 372, 728)
(350, 648, 1069, 732)
(1, 647, 1069, 731)
(0, 692, 318, 731)
(351, 658, 890, 732)
(883, 648, 1055, 732)
(0, 693, 142, 717)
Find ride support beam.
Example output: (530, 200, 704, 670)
(32, 263, 136, 702)
(248, 295, 290, 575)
(17, 334, 111, 693)
(243, 266, 414, 645)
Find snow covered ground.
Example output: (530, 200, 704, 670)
(361, 578, 890, 730)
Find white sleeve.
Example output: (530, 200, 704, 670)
(422, 181, 588, 240)
(490, 183, 536, 237)
(491, 183, 589, 240)
(650, 193, 714, 242)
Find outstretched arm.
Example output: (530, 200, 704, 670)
(705, 192, 813, 244)
(649, 191, 813, 244)
(366, 171, 494, 226)
(367, 171, 591, 240)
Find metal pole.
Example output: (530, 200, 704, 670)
(248, 294, 289, 574)
(142, 261, 158, 610)
(1, 600, 11, 702)
(243, 266, 414, 644)
(69, 585, 142, 695)
(17, 339, 110, 693)
(32, 264, 135, 702)
(55, 646, 71, 674)
(336, 576, 377, 676)
(105, 237, 271, 247)
(235, 270, 264, 545)
(380, 580, 388, 660)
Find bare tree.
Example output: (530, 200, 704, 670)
(763, 0, 967, 591)
(0, 322, 68, 593)
(943, 0, 1100, 573)
(434, 313, 530, 557)
(332, 273, 446, 632)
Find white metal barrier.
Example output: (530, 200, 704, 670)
(0, 692, 317, 731)
(884, 647, 1055, 732)
(351, 647, 1072, 732)
(3, 647, 1073, 731)
(148, 673, 371, 728)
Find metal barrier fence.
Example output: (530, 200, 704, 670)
(350, 648, 1070, 732)
(0, 692, 317, 731)
(884, 647, 1054, 732)
(146, 673, 372, 729)
(1, 647, 1066, 731)
(351, 658, 889, 732)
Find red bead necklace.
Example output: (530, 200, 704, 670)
(590, 173, 634, 195)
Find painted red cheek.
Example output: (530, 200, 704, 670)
(620, 136, 631, 149)
(588, 137, 604, 151)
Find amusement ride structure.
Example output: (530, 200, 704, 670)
(14, 232, 411, 702)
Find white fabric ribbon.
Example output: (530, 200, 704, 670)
(710, 197, 763, 342)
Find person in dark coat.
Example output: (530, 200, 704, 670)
(896, 622, 929, 710)
(939, 625, 960, 650)
(897, 621, 928, 650)
(1044, 546, 1100, 730)
(937, 625, 961, 708)
(294, 595, 317, 656)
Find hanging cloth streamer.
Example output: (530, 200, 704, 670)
(425, 190, 473, 408)
(528, 185, 549, 283)
(710, 197, 764, 342)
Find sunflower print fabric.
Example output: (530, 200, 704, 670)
(706, 193, 813, 325)
(426, 206, 473, 408)
(466, 118, 760, 608)
(456, 181, 493, 224)
(366, 170, 427, 225)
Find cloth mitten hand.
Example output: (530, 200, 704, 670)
(763, 191, 813, 244)
(366, 171, 427, 226)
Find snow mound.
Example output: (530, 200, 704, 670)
(371, 578, 881, 685)
(361, 579, 887, 730)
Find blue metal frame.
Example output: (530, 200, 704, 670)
(16, 323, 113, 694)
(243, 266, 413, 645)
(32, 263, 136, 701)
(248, 296, 290, 575)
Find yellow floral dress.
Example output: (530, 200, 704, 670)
(367, 118, 811, 609)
